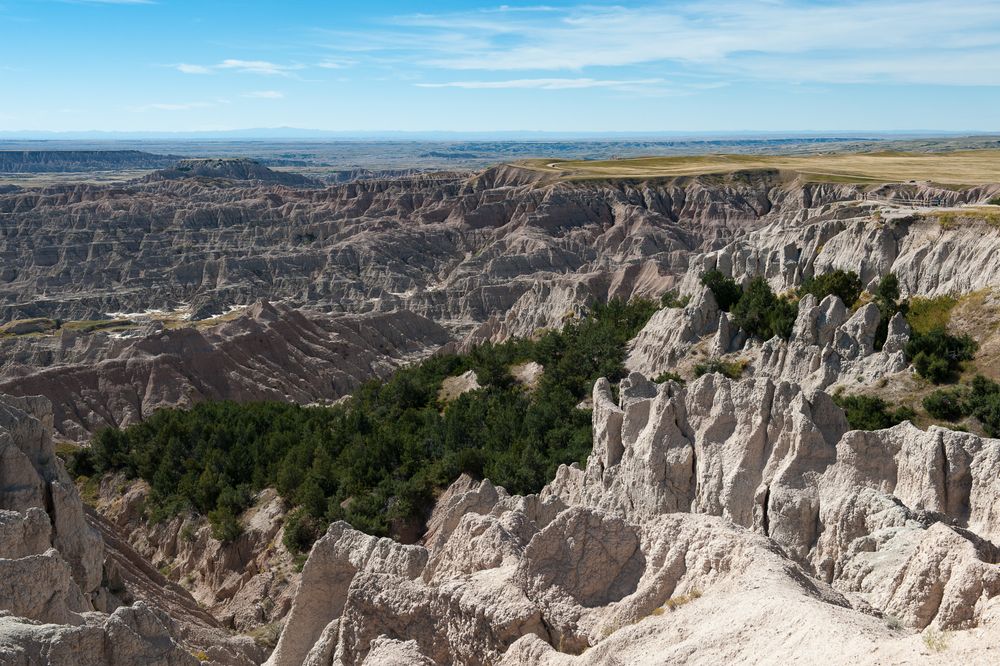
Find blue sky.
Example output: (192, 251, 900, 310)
(2, 0, 1000, 133)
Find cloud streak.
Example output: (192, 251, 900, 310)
(320, 1, 1000, 87)
(127, 101, 219, 112)
(175, 59, 305, 77)
(242, 90, 284, 99)
(416, 78, 665, 90)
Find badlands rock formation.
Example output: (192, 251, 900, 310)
(0, 393, 194, 664)
(626, 287, 910, 393)
(0, 168, 861, 326)
(2, 166, 996, 443)
(2, 161, 1000, 664)
(0, 301, 450, 441)
(0, 150, 177, 174)
(94, 477, 299, 634)
(0, 392, 266, 665)
(268, 373, 1000, 665)
(143, 159, 318, 187)
(677, 184, 1000, 297)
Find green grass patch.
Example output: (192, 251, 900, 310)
(906, 296, 958, 335)
(928, 209, 1000, 230)
(61, 319, 136, 333)
(694, 358, 746, 380)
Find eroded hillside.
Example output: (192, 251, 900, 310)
(2, 156, 1000, 664)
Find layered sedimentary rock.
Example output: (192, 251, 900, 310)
(4, 167, 997, 443)
(678, 187, 1000, 298)
(270, 372, 1000, 665)
(0, 150, 177, 173)
(0, 168, 888, 441)
(0, 394, 198, 664)
(0, 168, 852, 327)
(4, 163, 1000, 664)
(94, 476, 300, 634)
(0, 302, 450, 441)
(143, 159, 318, 187)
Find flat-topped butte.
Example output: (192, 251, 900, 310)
(517, 149, 1000, 185)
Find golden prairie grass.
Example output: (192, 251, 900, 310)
(520, 150, 1000, 185)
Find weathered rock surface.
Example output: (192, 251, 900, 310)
(678, 189, 1000, 298)
(0, 150, 176, 174)
(0, 302, 450, 441)
(5, 169, 996, 445)
(143, 159, 318, 187)
(93, 477, 299, 635)
(3, 165, 1000, 664)
(0, 168, 796, 327)
(268, 371, 1000, 664)
(0, 394, 210, 664)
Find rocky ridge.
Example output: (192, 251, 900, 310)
(143, 159, 318, 187)
(3, 165, 1000, 664)
(0, 302, 450, 441)
(0, 393, 219, 664)
(0, 151, 177, 174)
(0, 168, 866, 327)
(266, 371, 1000, 665)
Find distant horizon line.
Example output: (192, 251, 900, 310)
(2, 128, 999, 142)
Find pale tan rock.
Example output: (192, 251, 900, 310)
(0, 395, 216, 664)
(625, 286, 719, 377)
(0, 602, 199, 666)
(360, 636, 434, 666)
(0, 508, 51, 557)
(265, 522, 427, 666)
(0, 549, 87, 625)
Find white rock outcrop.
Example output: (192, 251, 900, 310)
(269, 372, 1000, 664)
(0, 394, 199, 664)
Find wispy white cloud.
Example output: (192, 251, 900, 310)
(320, 1, 1000, 87)
(176, 63, 211, 75)
(127, 100, 220, 112)
(242, 90, 284, 99)
(316, 58, 357, 69)
(416, 78, 665, 90)
(217, 59, 303, 76)
(174, 59, 305, 77)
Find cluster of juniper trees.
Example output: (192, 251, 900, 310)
(70, 299, 658, 549)
(65, 268, 992, 550)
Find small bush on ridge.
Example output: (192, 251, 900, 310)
(799, 270, 863, 308)
(834, 393, 916, 431)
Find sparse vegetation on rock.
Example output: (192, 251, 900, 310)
(731, 277, 798, 340)
(873, 273, 905, 350)
(700, 270, 742, 311)
(799, 269, 863, 308)
(659, 290, 691, 309)
(922, 375, 1000, 436)
(701, 271, 797, 340)
(693, 358, 746, 380)
(905, 328, 977, 384)
(652, 370, 685, 384)
(833, 393, 916, 431)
